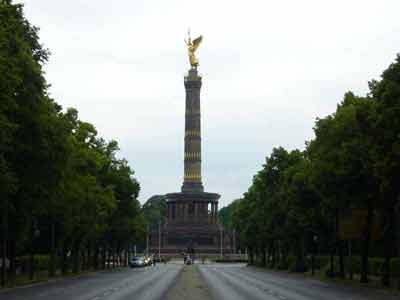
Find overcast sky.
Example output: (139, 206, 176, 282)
(18, 0, 399, 207)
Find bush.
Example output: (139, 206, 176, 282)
(214, 258, 248, 263)
(288, 257, 308, 273)
(345, 256, 361, 275)
(319, 255, 400, 278)
(276, 258, 289, 270)
(17, 255, 51, 272)
(315, 256, 330, 270)
(321, 257, 339, 277)
(286, 256, 296, 270)
(368, 257, 383, 276)
(390, 258, 400, 277)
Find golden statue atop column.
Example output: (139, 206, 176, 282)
(184, 30, 203, 68)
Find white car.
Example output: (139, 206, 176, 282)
(129, 256, 144, 268)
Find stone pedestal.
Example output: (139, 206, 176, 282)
(161, 192, 220, 252)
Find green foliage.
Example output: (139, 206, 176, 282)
(17, 255, 52, 271)
(228, 54, 400, 282)
(219, 199, 240, 229)
(319, 256, 400, 278)
(0, 1, 146, 283)
(142, 195, 167, 229)
(214, 258, 248, 263)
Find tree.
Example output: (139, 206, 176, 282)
(142, 195, 167, 230)
(368, 54, 400, 286)
(0, 0, 56, 281)
(308, 92, 378, 281)
(0, 1, 146, 285)
(219, 199, 241, 230)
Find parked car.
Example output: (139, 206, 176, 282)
(129, 256, 144, 268)
(143, 256, 152, 266)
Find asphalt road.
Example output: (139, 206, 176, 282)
(1, 263, 400, 300)
(199, 263, 400, 300)
(0, 264, 182, 300)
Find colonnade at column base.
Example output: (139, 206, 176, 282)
(147, 191, 233, 255)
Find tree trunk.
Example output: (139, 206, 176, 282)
(9, 237, 16, 285)
(112, 248, 116, 268)
(249, 248, 254, 265)
(271, 241, 276, 268)
(61, 240, 69, 275)
(87, 244, 91, 270)
(267, 244, 273, 266)
(101, 246, 106, 270)
(261, 247, 266, 267)
(107, 248, 112, 269)
(276, 240, 280, 265)
(334, 209, 345, 278)
(294, 236, 306, 273)
(29, 220, 35, 280)
(338, 240, 345, 279)
(72, 241, 80, 274)
(329, 246, 335, 277)
(1, 208, 8, 287)
(360, 199, 373, 283)
(49, 219, 56, 277)
(382, 207, 395, 287)
(80, 247, 85, 271)
(93, 244, 99, 270)
(0, 236, 6, 287)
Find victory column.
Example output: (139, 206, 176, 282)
(149, 32, 231, 256)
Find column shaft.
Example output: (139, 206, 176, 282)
(182, 69, 203, 192)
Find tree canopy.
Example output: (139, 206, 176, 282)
(0, 1, 146, 285)
(225, 54, 400, 286)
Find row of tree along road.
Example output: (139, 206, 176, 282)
(220, 55, 400, 288)
(0, 1, 147, 287)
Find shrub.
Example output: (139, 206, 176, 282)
(288, 257, 308, 273)
(319, 255, 400, 278)
(17, 255, 51, 272)
(214, 258, 248, 263)
(390, 258, 400, 277)
(276, 258, 289, 270)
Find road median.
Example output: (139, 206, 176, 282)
(164, 265, 213, 300)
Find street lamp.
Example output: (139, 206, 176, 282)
(158, 220, 161, 261)
(232, 228, 236, 254)
(146, 224, 149, 256)
(219, 225, 223, 259)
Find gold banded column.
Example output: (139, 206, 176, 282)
(182, 68, 204, 193)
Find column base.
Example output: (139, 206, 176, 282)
(181, 182, 204, 193)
